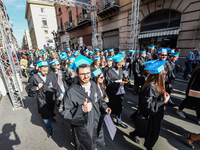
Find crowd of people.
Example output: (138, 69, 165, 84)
(17, 45, 200, 150)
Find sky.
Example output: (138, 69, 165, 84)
(4, 0, 28, 48)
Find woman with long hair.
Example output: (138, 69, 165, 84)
(91, 56, 101, 72)
(92, 69, 109, 103)
(176, 64, 200, 126)
(130, 61, 170, 150)
(100, 55, 107, 69)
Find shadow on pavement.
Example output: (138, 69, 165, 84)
(0, 123, 21, 150)
(24, 96, 74, 149)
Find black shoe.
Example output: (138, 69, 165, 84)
(48, 128, 53, 138)
(49, 117, 56, 122)
(117, 123, 128, 129)
(129, 132, 140, 144)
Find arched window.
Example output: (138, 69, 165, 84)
(141, 9, 181, 32)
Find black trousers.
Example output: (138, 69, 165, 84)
(179, 96, 200, 119)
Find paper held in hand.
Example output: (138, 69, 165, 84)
(104, 114, 117, 140)
(116, 86, 125, 95)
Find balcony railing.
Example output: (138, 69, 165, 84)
(77, 13, 91, 24)
(65, 20, 75, 30)
(58, 27, 65, 33)
(97, 0, 120, 17)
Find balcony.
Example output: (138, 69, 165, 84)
(65, 21, 75, 32)
(77, 13, 91, 25)
(97, 0, 120, 18)
(58, 27, 65, 33)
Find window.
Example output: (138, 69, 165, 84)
(60, 18, 63, 30)
(69, 10, 72, 23)
(44, 30, 48, 34)
(42, 19, 47, 26)
(41, 8, 44, 13)
(59, 7, 61, 13)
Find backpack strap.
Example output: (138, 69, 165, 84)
(33, 74, 43, 83)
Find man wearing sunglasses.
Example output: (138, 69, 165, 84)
(157, 48, 177, 107)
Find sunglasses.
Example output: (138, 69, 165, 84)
(161, 54, 167, 57)
(99, 76, 104, 79)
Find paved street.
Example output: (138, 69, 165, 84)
(0, 75, 200, 150)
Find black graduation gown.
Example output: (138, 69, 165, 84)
(139, 85, 165, 149)
(61, 81, 108, 150)
(134, 57, 148, 86)
(164, 61, 175, 94)
(105, 67, 125, 115)
(28, 72, 62, 119)
(28, 60, 36, 68)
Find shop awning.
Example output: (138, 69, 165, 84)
(138, 28, 181, 39)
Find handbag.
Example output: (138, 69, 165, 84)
(188, 70, 200, 98)
(135, 98, 150, 137)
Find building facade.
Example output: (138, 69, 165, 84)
(21, 29, 33, 50)
(25, 0, 58, 49)
(55, 4, 92, 50)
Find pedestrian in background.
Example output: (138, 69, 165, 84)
(182, 48, 199, 80)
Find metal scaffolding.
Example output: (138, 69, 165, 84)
(129, 0, 140, 53)
(0, 0, 24, 110)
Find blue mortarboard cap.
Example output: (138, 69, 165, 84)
(38, 54, 42, 57)
(109, 48, 114, 52)
(106, 57, 113, 61)
(68, 55, 93, 71)
(58, 52, 61, 55)
(61, 55, 68, 60)
(140, 50, 146, 54)
(94, 48, 100, 51)
(143, 60, 157, 67)
(93, 56, 101, 60)
(91, 68, 102, 78)
(89, 51, 94, 55)
(50, 59, 59, 66)
(168, 49, 175, 54)
(129, 50, 136, 54)
(170, 53, 179, 57)
(148, 46, 155, 49)
(112, 54, 124, 63)
(157, 48, 170, 54)
(55, 52, 58, 54)
(85, 49, 88, 52)
(37, 61, 49, 67)
(68, 57, 76, 61)
(66, 48, 71, 51)
(43, 53, 47, 56)
(144, 60, 167, 74)
(119, 51, 125, 54)
(42, 49, 47, 52)
(29, 53, 34, 56)
(74, 51, 79, 56)
(104, 50, 108, 53)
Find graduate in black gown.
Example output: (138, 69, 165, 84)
(92, 68, 109, 103)
(133, 50, 148, 95)
(157, 48, 177, 106)
(105, 54, 129, 128)
(27, 61, 62, 138)
(129, 60, 170, 150)
(103, 57, 113, 77)
(126, 50, 136, 77)
(61, 55, 111, 150)
(90, 56, 101, 72)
